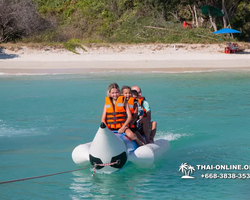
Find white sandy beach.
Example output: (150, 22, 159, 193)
(0, 44, 250, 74)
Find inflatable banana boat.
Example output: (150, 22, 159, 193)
(72, 123, 170, 173)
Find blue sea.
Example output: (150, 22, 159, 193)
(0, 71, 250, 200)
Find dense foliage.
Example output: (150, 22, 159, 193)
(0, 0, 53, 43)
(1, 0, 250, 43)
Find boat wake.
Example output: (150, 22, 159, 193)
(0, 120, 46, 137)
(155, 131, 194, 141)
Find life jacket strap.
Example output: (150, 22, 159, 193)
(106, 116, 127, 120)
(107, 121, 125, 125)
(106, 112, 126, 115)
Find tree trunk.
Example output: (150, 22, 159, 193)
(0, 26, 4, 43)
(193, 5, 198, 28)
(207, 9, 217, 31)
(188, 5, 194, 25)
(222, 16, 227, 28)
(222, 0, 231, 28)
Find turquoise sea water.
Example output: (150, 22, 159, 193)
(0, 71, 250, 200)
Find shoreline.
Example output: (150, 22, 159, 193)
(1, 44, 250, 74)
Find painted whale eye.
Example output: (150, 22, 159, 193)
(89, 151, 127, 170)
(89, 155, 104, 169)
(110, 152, 127, 168)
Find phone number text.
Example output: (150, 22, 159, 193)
(201, 173, 250, 179)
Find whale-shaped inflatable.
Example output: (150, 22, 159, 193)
(72, 123, 170, 173)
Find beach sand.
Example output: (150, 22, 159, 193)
(0, 44, 250, 74)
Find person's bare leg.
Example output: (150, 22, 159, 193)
(125, 128, 144, 146)
(141, 117, 150, 144)
(135, 131, 146, 144)
(149, 121, 157, 143)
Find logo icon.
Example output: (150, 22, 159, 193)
(179, 163, 196, 179)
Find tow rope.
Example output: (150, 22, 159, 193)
(92, 160, 119, 177)
(0, 160, 119, 185)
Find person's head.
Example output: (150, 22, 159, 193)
(120, 85, 131, 100)
(107, 83, 120, 100)
(131, 90, 138, 99)
(131, 85, 142, 98)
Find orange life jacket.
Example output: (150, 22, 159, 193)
(137, 97, 147, 117)
(127, 97, 136, 128)
(105, 96, 127, 130)
(127, 97, 135, 114)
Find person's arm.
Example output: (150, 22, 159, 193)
(143, 100, 151, 122)
(101, 104, 108, 127)
(118, 102, 132, 133)
(130, 103, 138, 126)
(146, 111, 151, 122)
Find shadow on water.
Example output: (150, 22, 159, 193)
(0, 47, 18, 59)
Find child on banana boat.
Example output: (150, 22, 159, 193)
(120, 86, 147, 144)
(101, 83, 145, 146)
(120, 86, 138, 127)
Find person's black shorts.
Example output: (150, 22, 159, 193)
(137, 128, 144, 136)
(130, 127, 137, 132)
(131, 127, 144, 135)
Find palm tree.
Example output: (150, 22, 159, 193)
(188, 165, 196, 176)
(179, 163, 188, 175)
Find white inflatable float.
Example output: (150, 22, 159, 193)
(72, 123, 170, 173)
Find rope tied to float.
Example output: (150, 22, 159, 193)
(0, 160, 119, 185)
(92, 160, 119, 177)
(0, 165, 93, 185)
